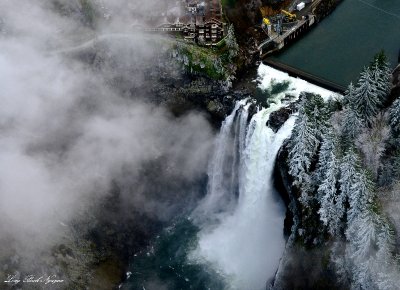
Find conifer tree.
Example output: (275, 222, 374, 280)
(303, 92, 330, 139)
(317, 151, 341, 235)
(341, 106, 362, 145)
(369, 51, 392, 104)
(347, 169, 375, 223)
(225, 24, 239, 59)
(345, 206, 398, 290)
(315, 130, 335, 181)
(376, 216, 395, 265)
(288, 104, 319, 185)
(342, 82, 356, 107)
(389, 98, 400, 132)
(339, 150, 359, 200)
(353, 67, 380, 125)
(346, 208, 379, 289)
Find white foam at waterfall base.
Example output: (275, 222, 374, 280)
(191, 64, 337, 290)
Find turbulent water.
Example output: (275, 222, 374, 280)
(191, 104, 295, 290)
(193, 99, 250, 223)
(123, 64, 335, 290)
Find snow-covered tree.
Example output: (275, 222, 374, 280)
(288, 94, 332, 209)
(339, 150, 359, 200)
(347, 170, 375, 224)
(352, 52, 391, 126)
(355, 113, 390, 178)
(341, 106, 362, 146)
(317, 151, 342, 235)
(344, 204, 398, 290)
(353, 67, 381, 125)
(225, 24, 239, 59)
(302, 92, 330, 138)
(315, 131, 351, 236)
(315, 129, 336, 181)
(345, 207, 380, 289)
(348, 209, 378, 259)
(342, 82, 356, 107)
(337, 148, 398, 289)
(288, 105, 319, 186)
(389, 98, 400, 132)
(285, 53, 396, 288)
(331, 241, 351, 286)
(376, 216, 395, 265)
(369, 51, 392, 104)
(391, 150, 400, 180)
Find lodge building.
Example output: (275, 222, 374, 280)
(143, 0, 226, 46)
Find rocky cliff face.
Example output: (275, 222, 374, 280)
(272, 141, 342, 289)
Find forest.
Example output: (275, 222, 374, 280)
(285, 52, 400, 289)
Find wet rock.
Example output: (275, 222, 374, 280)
(267, 107, 291, 133)
(206, 100, 224, 117)
(267, 103, 296, 132)
(273, 140, 295, 238)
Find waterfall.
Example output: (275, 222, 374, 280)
(193, 99, 250, 223)
(191, 106, 295, 290)
(123, 64, 337, 290)
(191, 64, 335, 290)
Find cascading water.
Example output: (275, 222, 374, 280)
(191, 64, 335, 290)
(192, 109, 295, 290)
(122, 64, 335, 290)
(193, 99, 250, 222)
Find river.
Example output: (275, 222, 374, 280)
(271, 0, 400, 87)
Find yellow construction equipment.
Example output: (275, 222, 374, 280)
(281, 9, 296, 21)
(263, 18, 271, 25)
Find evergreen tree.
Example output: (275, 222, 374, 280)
(346, 208, 379, 289)
(225, 24, 239, 59)
(345, 206, 398, 290)
(376, 216, 395, 265)
(315, 129, 335, 181)
(303, 92, 330, 138)
(339, 150, 359, 200)
(377, 159, 394, 188)
(342, 82, 356, 107)
(369, 51, 392, 104)
(292, 52, 398, 289)
(389, 98, 400, 133)
(347, 169, 375, 226)
(341, 106, 362, 146)
(392, 150, 400, 179)
(369, 64, 391, 105)
(353, 67, 380, 125)
(317, 151, 341, 235)
(288, 104, 319, 185)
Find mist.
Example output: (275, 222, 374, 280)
(0, 0, 215, 283)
